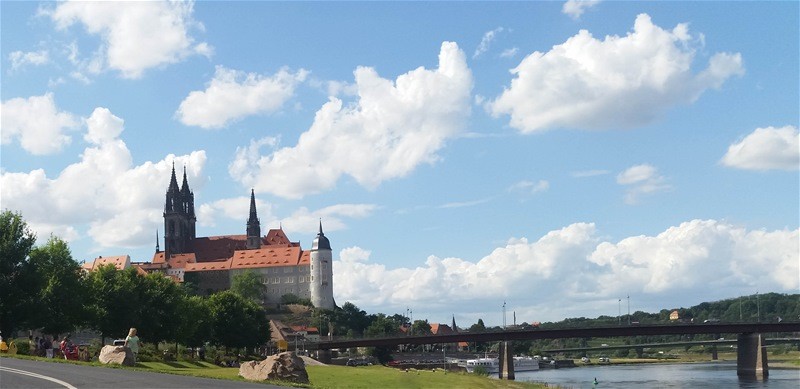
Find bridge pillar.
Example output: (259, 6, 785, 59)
(710, 345, 718, 361)
(498, 341, 515, 380)
(316, 349, 332, 364)
(737, 333, 768, 379)
(635, 347, 643, 358)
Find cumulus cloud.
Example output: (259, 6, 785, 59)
(721, 126, 799, 171)
(562, 0, 601, 20)
(229, 42, 473, 199)
(474, 27, 504, 58)
(489, 14, 744, 133)
(0, 107, 207, 253)
(1, 93, 78, 155)
(177, 66, 309, 129)
(616, 164, 670, 204)
(9, 50, 50, 71)
(334, 220, 799, 322)
(45, 0, 210, 78)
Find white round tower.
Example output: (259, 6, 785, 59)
(310, 221, 334, 310)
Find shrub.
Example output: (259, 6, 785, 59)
(471, 366, 489, 376)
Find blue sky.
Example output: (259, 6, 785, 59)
(2, 1, 798, 326)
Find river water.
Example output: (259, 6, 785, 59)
(512, 362, 799, 388)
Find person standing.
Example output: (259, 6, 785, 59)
(124, 328, 140, 363)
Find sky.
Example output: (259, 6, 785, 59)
(1, 1, 798, 327)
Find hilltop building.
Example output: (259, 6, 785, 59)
(82, 164, 336, 309)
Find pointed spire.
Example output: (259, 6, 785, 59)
(248, 189, 258, 222)
(156, 229, 160, 252)
(168, 161, 179, 192)
(246, 189, 261, 249)
(318, 219, 324, 236)
(181, 165, 190, 193)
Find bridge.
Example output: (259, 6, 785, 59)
(313, 322, 800, 380)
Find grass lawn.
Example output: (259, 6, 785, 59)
(305, 365, 544, 389)
(137, 362, 546, 388)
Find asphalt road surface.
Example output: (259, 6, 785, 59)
(0, 357, 283, 389)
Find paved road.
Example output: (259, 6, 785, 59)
(0, 357, 283, 389)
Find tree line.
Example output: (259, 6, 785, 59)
(0, 211, 268, 351)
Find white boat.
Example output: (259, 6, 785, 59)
(464, 356, 540, 373)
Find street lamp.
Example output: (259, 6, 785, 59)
(627, 295, 631, 325)
(618, 299, 621, 326)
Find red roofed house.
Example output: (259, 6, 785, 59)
(128, 164, 336, 309)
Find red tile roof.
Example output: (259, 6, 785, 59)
(82, 255, 130, 271)
(185, 259, 232, 272)
(430, 323, 455, 335)
(230, 246, 305, 269)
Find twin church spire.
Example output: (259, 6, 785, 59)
(161, 164, 324, 255)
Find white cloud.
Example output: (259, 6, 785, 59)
(562, 0, 601, 20)
(334, 220, 799, 323)
(229, 41, 473, 199)
(439, 198, 493, 209)
(572, 169, 610, 178)
(9, 50, 50, 71)
(489, 14, 744, 133)
(721, 126, 799, 171)
(509, 180, 550, 194)
(474, 27, 504, 59)
(0, 107, 207, 253)
(1, 93, 78, 155)
(198, 196, 274, 228)
(616, 164, 670, 204)
(177, 66, 309, 129)
(46, 0, 210, 78)
(500, 47, 518, 58)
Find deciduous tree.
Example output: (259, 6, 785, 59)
(0, 211, 37, 336)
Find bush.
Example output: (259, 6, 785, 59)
(471, 366, 489, 376)
(16, 339, 31, 355)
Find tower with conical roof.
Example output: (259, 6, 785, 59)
(246, 189, 261, 249)
(164, 163, 196, 256)
(310, 220, 334, 309)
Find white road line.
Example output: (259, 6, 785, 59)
(0, 366, 78, 389)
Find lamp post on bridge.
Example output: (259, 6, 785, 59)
(618, 299, 621, 326)
(627, 295, 631, 325)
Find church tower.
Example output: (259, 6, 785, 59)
(164, 164, 196, 256)
(310, 221, 334, 309)
(246, 189, 261, 249)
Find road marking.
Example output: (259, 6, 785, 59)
(0, 366, 78, 389)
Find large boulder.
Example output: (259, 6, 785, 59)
(239, 352, 309, 383)
(98, 345, 135, 366)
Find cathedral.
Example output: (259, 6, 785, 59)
(88, 164, 335, 310)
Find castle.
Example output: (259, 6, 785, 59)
(83, 164, 335, 310)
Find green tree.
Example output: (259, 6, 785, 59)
(0, 211, 38, 336)
(469, 318, 486, 333)
(411, 319, 432, 335)
(28, 236, 87, 337)
(208, 291, 268, 350)
(365, 313, 401, 337)
(332, 302, 370, 336)
(176, 295, 213, 348)
(230, 270, 265, 303)
(85, 266, 143, 342)
(138, 272, 186, 347)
